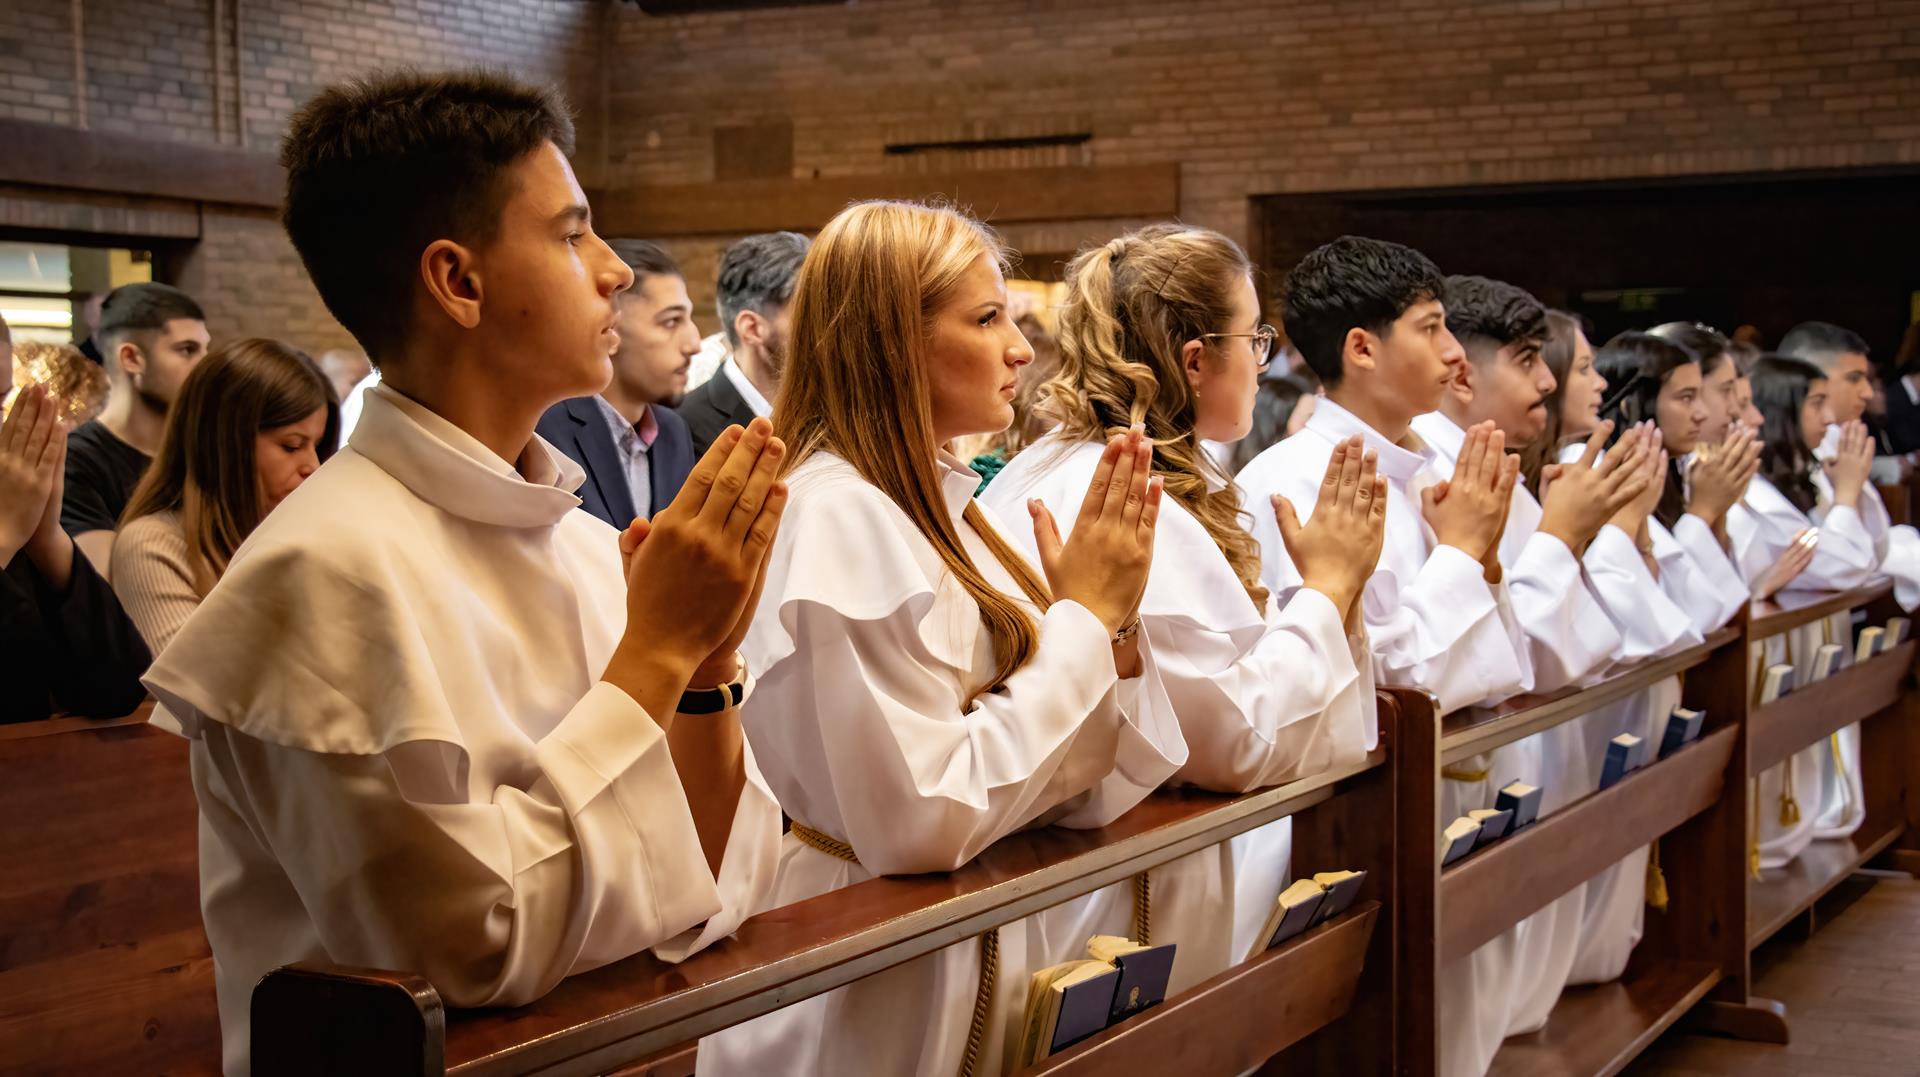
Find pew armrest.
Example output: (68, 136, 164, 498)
(254, 962, 446, 1077)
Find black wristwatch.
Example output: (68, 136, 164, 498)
(678, 661, 747, 715)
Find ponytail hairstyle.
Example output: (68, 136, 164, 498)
(1594, 330, 1694, 529)
(1043, 223, 1267, 612)
(774, 201, 1051, 703)
(1520, 309, 1584, 498)
(1747, 355, 1827, 516)
(121, 338, 340, 594)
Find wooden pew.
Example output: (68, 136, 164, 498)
(0, 705, 218, 1074)
(1745, 581, 1917, 951)
(252, 705, 1415, 1076)
(1385, 622, 1757, 1077)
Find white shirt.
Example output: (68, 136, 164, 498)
(145, 384, 780, 1075)
(719, 354, 773, 418)
(1237, 397, 1532, 715)
(335, 368, 382, 442)
(701, 448, 1184, 1077)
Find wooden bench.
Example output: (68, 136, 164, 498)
(0, 705, 217, 1074)
(251, 701, 1421, 1077)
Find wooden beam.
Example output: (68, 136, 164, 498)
(0, 117, 282, 209)
(588, 164, 1181, 237)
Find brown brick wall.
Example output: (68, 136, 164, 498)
(603, 0, 1920, 251)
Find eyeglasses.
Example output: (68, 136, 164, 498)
(1202, 324, 1279, 372)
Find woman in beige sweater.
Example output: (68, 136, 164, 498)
(113, 338, 338, 654)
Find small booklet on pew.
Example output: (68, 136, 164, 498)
(1440, 817, 1482, 865)
(1888, 617, 1910, 646)
(1599, 733, 1644, 790)
(1307, 869, 1367, 927)
(1856, 626, 1885, 662)
(1659, 707, 1705, 759)
(1757, 663, 1794, 705)
(1811, 643, 1845, 682)
(1015, 935, 1176, 1066)
(1249, 878, 1327, 957)
(1467, 807, 1513, 848)
(1496, 780, 1542, 828)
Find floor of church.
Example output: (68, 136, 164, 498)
(1625, 875, 1920, 1076)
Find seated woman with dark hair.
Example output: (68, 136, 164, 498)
(112, 338, 340, 654)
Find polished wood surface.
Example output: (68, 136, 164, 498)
(1748, 642, 1915, 774)
(1489, 958, 1722, 1077)
(0, 714, 215, 1074)
(1749, 580, 1894, 639)
(588, 163, 1179, 236)
(1747, 813, 1904, 949)
(1440, 628, 1737, 766)
(1440, 727, 1735, 964)
(1016, 903, 1379, 1076)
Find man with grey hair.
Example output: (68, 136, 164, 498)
(676, 231, 809, 456)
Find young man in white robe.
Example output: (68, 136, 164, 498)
(1412, 276, 1677, 1045)
(141, 71, 784, 1075)
(1235, 237, 1532, 1077)
(1783, 322, 1920, 841)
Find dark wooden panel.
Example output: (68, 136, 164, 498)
(1486, 958, 1721, 1077)
(1747, 814, 1904, 949)
(712, 122, 794, 181)
(588, 163, 1180, 237)
(1439, 727, 1735, 964)
(1748, 641, 1914, 775)
(1016, 904, 1379, 1076)
(1749, 579, 1893, 639)
(0, 117, 281, 208)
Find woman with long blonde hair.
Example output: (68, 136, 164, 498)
(982, 223, 1385, 992)
(698, 201, 1179, 1077)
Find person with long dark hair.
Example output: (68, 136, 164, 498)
(1730, 356, 1878, 872)
(113, 339, 340, 653)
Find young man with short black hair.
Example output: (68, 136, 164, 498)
(61, 281, 209, 574)
(1236, 238, 1533, 1077)
(679, 231, 810, 455)
(141, 70, 784, 1075)
(537, 239, 699, 527)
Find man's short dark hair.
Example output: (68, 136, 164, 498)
(280, 69, 576, 363)
(98, 282, 205, 351)
(1280, 235, 1445, 389)
(716, 232, 811, 348)
(1443, 274, 1547, 364)
(608, 239, 682, 283)
(1778, 320, 1870, 369)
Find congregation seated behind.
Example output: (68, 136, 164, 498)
(7, 63, 1920, 1077)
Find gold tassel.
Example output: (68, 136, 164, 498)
(1830, 733, 1854, 817)
(1132, 871, 1152, 946)
(1779, 755, 1801, 826)
(1748, 777, 1764, 879)
(1645, 841, 1669, 911)
(1441, 765, 1490, 782)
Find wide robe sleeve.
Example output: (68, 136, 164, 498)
(739, 468, 1187, 876)
(1582, 522, 1703, 660)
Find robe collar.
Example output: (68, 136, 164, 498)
(1304, 396, 1433, 483)
(936, 449, 984, 520)
(350, 384, 587, 529)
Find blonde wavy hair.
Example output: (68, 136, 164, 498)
(1042, 223, 1268, 612)
(774, 201, 1052, 701)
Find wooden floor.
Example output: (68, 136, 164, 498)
(1624, 875, 1920, 1076)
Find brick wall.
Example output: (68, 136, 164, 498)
(0, 0, 603, 352)
(604, 0, 1920, 253)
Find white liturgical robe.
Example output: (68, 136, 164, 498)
(1729, 473, 1879, 870)
(983, 432, 1375, 994)
(145, 385, 782, 1075)
(697, 450, 1186, 1077)
(1237, 400, 1531, 1077)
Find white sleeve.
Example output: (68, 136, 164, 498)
(193, 681, 779, 1007)
(1359, 543, 1531, 713)
(1506, 530, 1622, 691)
(1145, 588, 1374, 792)
(1801, 504, 1881, 589)
(1582, 523, 1701, 660)
(1664, 515, 1750, 632)
(749, 596, 1183, 875)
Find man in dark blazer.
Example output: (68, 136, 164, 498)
(679, 232, 809, 455)
(539, 240, 701, 528)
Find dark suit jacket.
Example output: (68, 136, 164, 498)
(677, 368, 762, 458)
(1883, 376, 1920, 455)
(536, 397, 695, 529)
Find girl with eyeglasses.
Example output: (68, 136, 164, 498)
(981, 223, 1385, 996)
